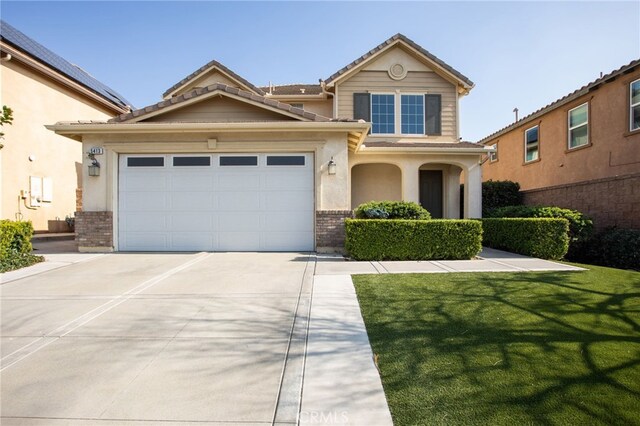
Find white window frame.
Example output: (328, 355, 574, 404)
(568, 103, 589, 149)
(630, 78, 640, 132)
(524, 125, 539, 163)
(400, 93, 426, 136)
(370, 92, 396, 136)
(488, 143, 498, 162)
(370, 92, 429, 136)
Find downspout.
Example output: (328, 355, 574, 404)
(320, 79, 336, 118)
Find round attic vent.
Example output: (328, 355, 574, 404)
(388, 63, 407, 80)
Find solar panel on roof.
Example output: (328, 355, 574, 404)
(0, 20, 132, 109)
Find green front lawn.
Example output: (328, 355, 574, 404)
(353, 264, 640, 425)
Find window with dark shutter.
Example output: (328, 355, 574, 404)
(353, 93, 371, 121)
(425, 94, 442, 135)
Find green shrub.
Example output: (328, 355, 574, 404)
(1, 220, 44, 272)
(482, 218, 569, 260)
(572, 228, 640, 270)
(345, 219, 482, 261)
(460, 180, 523, 216)
(354, 201, 431, 220)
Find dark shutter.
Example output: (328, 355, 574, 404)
(353, 93, 371, 121)
(425, 94, 442, 135)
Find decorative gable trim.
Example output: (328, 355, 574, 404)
(163, 59, 265, 99)
(324, 33, 474, 94)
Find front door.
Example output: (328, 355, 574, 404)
(419, 170, 443, 218)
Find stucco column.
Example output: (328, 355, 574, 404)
(446, 167, 462, 219)
(464, 163, 482, 218)
(401, 165, 420, 204)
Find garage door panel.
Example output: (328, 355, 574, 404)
(265, 214, 313, 232)
(168, 192, 214, 211)
(119, 153, 314, 252)
(168, 213, 214, 232)
(121, 192, 169, 211)
(217, 173, 261, 190)
(123, 174, 168, 191)
(171, 174, 214, 191)
(121, 213, 168, 232)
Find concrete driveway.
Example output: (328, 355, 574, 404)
(1, 252, 315, 425)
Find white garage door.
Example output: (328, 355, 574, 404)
(118, 153, 314, 251)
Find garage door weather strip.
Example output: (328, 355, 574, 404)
(0, 252, 211, 372)
(271, 253, 315, 424)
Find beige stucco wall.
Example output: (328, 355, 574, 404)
(336, 47, 459, 142)
(349, 152, 482, 218)
(79, 129, 351, 248)
(1, 59, 115, 230)
(351, 163, 402, 208)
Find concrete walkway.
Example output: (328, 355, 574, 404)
(1, 244, 584, 425)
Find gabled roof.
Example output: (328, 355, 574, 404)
(0, 20, 132, 110)
(477, 58, 640, 145)
(110, 83, 332, 123)
(261, 84, 324, 96)
(324, 33, 474, 90)
(163, 59, 265, 98)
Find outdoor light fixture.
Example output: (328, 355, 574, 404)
(328, 157, 336, 175)
(88, 153, 100, 176)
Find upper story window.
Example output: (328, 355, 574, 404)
(355, 92, 442, 136)
(568, 103, 589, 149)
(401, 95, 424, 134)
(488, 143, 498, 162)
(371, 94, 395, 134)
(524, 125, 539, 162)
(631, 79, 640, 131)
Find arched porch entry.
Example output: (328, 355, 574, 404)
(350, 163, 402, 209)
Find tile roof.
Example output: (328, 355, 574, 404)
(163, 59, 265, 98)
(110, 83, 334, 123)
(477, 58, 640, 144)
(363, 141, 483, 149)
(0, 20, 131, 110)
(325, 33, 474, 88)
(260, 84, 324, 96)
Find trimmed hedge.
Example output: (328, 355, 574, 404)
(482, 218, 569, 260)
(345, 219, 482, 261)
(0, 220, 44, 272)
(572, 228, 640, 270)
(354, 201, 431, 220)
(460, 180, 523, 216)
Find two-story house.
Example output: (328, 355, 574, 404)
(48, 33, 491, 253)
(479, 59, 640, 230)
(0, 20, 131, 232)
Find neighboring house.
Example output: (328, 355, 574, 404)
(48, 33, 492, 253)
(479, 59, 640, 230)
(0, 20, 130, 231)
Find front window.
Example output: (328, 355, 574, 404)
(525, 126, 539, 162)
(371, 94, 395, 134)
(568, 103, 589, 149)
(400, 94, 424, 134)
(631, 79, 640, 131)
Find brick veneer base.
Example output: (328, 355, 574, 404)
(75, 211, 113, 252)
(316, 210, 353, 252)
(522, 172, 640, 230)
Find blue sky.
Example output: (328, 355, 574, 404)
(2, 1, 639, 141)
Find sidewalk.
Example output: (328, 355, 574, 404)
(303, 249, 584, 424)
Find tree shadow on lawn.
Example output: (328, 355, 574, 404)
(355, 268, 640, 426)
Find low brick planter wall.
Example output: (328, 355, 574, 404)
(75, 211, 113, 252)
(316, 210, 353, 252)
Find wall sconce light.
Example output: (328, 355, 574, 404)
(328, 157, 336, 175)
(88, 153, 100, 176)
